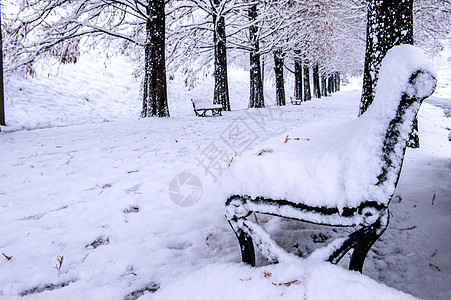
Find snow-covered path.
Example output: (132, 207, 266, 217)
(1, 89, 450, 299)
(1, 54, 451, 299)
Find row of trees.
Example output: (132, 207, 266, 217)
(1, 0, 449, 124)
(168, 0, 364, 109)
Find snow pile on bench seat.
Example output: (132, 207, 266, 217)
(192, 99, 223, 109)
(222, 45, 436, 211)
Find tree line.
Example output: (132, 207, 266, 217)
(0, 0, 449, 125)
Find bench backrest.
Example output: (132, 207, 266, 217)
(364, 45, 436, 203)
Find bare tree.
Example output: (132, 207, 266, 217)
(141, 0, 169, 117)
(312, 63, 321, 99)
(414, 0, 451, 55)
(360, 0, 414, 116)
(212, 0, 231, 111)
(360, 0, 449, 116)
(4, 0, 170, 117)
(273, 48, 285, 106)
(166, 0, 237, 110)
(248, 2, 264, 108)
(294, 55, 303, 101)
(303, 58, 311, 101)
(359, 0, 450, 147)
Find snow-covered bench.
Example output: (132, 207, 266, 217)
(223, 45, 437, 272)
(290, 96, 302, 105)
(191, 99, 222, 117)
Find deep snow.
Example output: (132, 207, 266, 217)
(0, 54, 450, 299)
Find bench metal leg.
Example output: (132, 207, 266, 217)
(227, 216, 256, 266)
(228, 217, 294, 266)
(237, 228, 256, 266)
(326, 211, 388, 272)
(349, 213, 388, 272)
(211, 109, 222, 116)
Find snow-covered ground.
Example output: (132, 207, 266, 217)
(0, 55, 450, 299)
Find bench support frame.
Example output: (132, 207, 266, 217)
(191, 99, 222, 117)
(290, 97, 302, 105)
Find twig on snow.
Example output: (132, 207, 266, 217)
(2, 253, 12, 261)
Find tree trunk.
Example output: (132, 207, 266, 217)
(333, 73, 338, 92)
(328, 74, 333, 94)
(321, 75, 328, 97)
(332, 73, 336, 92)
(360, 0, 414, 115)
(141, 0, 169, 118)
(213, 0, 230, 111)
(273, 49, 285, 106)
(303, 60, 311, 101)
(248, 4, 264, 108)
(0, 8, 5, 127)
(313, 63, 321, 98)
(294, 56, 303, 101)
(335, 72, 341, 91)
(407, 118, 419, 148)
(360, 0, 416, 146)
(261, 55, 265, 90)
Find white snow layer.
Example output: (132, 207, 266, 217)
(147, 262, 415, 300)
(222, 45, 436, 210)
(0, 46, 450, 299)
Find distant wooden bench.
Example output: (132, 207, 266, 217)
(290, 97, 302, 105)
(191, 99, 222, 117)
(224, 45, 437, 273)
